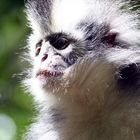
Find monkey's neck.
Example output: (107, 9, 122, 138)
(46, 89, 138, 140)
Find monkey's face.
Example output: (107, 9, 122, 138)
(32, 31, 86, 90)
(31, 26, 114, 91)
(31, 27, 140, 96)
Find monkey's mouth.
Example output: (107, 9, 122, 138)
(36, 70, 64, 78)
(35, 63, 70, 80)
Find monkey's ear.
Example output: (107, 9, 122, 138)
(117, 63, 140, 92)
(102, 32, 118, 44)
(26, 0, 52, 33)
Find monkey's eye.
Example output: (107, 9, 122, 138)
(50, 37, 69, 50)
(35, 40, 43, 56)
(46, 33, 70, 50)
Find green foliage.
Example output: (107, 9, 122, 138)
(0, 1, 34, 140)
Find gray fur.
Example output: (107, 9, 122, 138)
(24, 0, 140, 140)
(26, 0, 52, 33)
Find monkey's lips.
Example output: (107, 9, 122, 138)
(36, 70, 64, 78)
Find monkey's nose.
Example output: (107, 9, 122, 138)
(41, 54, 48, 62)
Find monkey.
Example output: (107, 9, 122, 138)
(24, 0, 140, 140)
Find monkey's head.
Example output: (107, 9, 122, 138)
(26, 0, 140, 101)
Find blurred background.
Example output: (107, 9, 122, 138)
(0, 0, 139, 140)
(0, 0, 34, 140)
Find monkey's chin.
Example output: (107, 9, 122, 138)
(35, 69, 67, 90)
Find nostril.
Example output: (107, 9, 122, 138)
(41, 54, 48, 62)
